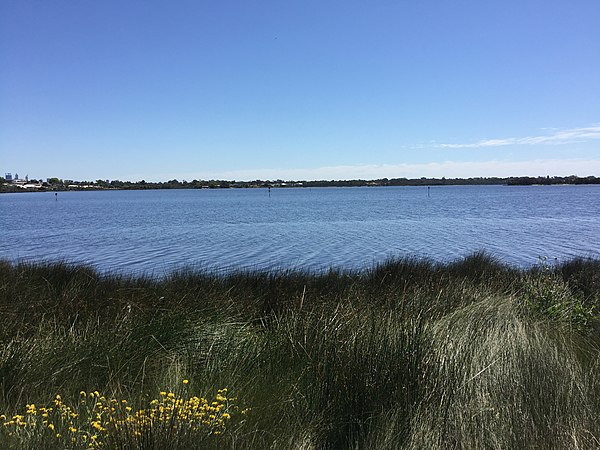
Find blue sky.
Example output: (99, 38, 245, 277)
(1, 0, 599, 181)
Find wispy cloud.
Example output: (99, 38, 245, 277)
(440, 125, 600, 148)
(133, 158, 600, 182)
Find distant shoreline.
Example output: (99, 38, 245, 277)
(2, 175, 599, 193)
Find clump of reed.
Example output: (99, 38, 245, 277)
(0, 253, 599, 449)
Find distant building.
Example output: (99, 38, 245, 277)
(5, 173, 12, 181)
(21, 183, 43, 190)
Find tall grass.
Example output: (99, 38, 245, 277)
(1, 254, 599, 448)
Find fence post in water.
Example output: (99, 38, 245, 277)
(428, 186, 430, 197)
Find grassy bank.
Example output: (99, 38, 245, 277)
(1, 254, 600, 449)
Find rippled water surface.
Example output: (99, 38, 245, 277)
(1, 185, 599, 275)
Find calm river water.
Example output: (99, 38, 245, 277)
(1, 185, 599, 275)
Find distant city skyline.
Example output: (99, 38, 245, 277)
(1, 1, 599, 182)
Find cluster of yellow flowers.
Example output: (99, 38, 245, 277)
(1, 381, 245, 448)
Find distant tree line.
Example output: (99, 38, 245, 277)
(1, 175, 599, 193)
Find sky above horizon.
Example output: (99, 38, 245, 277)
(1, 0, 600, 182)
